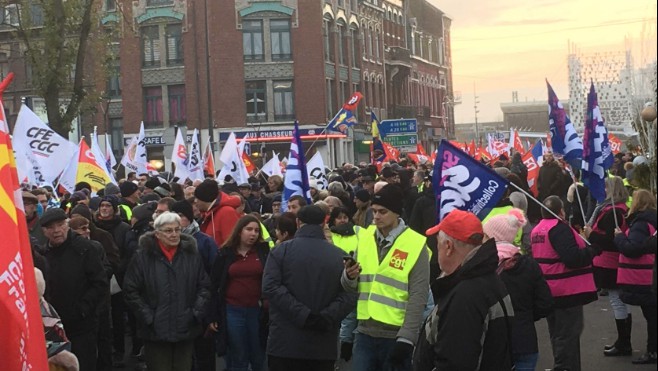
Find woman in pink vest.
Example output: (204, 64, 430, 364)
(583, 177, 630, 356)
(614, 189, 657, 365)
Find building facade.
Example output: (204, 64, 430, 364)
(2, 0, 454, 170)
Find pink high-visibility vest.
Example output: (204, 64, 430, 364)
(617, 224, 656, 287)
(592, 203, 628, 270)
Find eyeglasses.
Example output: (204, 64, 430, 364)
(159, 228, 182, 235)
(76, 226, 90, 231)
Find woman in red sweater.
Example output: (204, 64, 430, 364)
(208, 215, 270, 371)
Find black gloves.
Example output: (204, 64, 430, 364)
(303, 313, 330, 332)
(340, 342, 353, 362)
(388, 341, 414, 365)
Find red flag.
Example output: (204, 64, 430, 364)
(342, 92, 363, 111)
(0, 78, 50, 370)
(522, 150, 540, 196)
(417, 143, 428, 156)
(467, 140, 476, 157)
(430, 149, 437, 163)
(476, 146, 492, 163)
(203, 142, 215, 177)
(449, 140, 468, 153)
(513, 129, 525, 154)
(608, 134, 622, 155)
(241, 151, 256, 174)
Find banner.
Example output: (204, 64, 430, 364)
(57, 143, 81, 194)
(282, 121, 312, 211)
(171, 129, 191, 183)
(121, 122, 149, 174)
(523, 149, 540, 196)
(510, 129, 525, 154)
(12, 104, 77, 183)
(218, 132, 249, 184)
(203, 141, 216, 177)
(306, 152, 328, 190)
(76, 139, 114, 194)
(105, 134, 117, 172)
(608, 134, 622, 155)
(187, 129, 204, 181)
(91, 131, 117, 186)
(432, 140, 509, 221)
(219, 132, 237, 166)
(581, 82, 613, 202)
(0, 91, 50, 370)
(547, 80, 582, 161)
(261, 152, 282, 177)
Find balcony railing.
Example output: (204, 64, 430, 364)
(387, 105, 416, 119)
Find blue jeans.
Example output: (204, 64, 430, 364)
(514, 352, 539, 371)
(352, 332, 411, 371)
(225, 304, 265, 371)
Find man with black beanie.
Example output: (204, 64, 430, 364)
(194, 179, 241, 248)
(118, 181, 141, 223)
(263, 205, 357, 371)
(341, 184, 430, 371)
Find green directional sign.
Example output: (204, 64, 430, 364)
(383, 134, 417, 152)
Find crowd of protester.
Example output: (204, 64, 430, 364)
(23, 149, 656, 371)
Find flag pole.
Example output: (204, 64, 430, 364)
(508, 182, 591, 245)
(572, 178, 588, 228)
(304, 108, 344, 158)
(609, 174, 620, 230)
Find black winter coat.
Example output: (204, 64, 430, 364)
(409, 186, 440, 281)
(589, 203, 627, 289)
(207, 242, 270, 356)
(44, 231, 109, 336)
(414, 239, 513, 371)
(94, 215, 137, 286)
(498, 254, 554, 355)
(123, 233, 210, 343)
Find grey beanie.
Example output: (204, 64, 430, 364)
(104, 183, 120, 196)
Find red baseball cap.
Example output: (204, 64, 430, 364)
(426, 209, 484, 245)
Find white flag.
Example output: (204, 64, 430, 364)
(121, 122, 149, 174)
(171, 129, 191, 184)
(58, 143, 81, 194)
(219, 132, 237, 166)
(91, 131, 117, 185)
(14, 145, 46, 186)
(218, 136, 249, 184)
(507, 128, 515, 155)
(260, 152, 282, 177)
(105, 134, 117, 169)
(237, 136, 247, 156)
(12, 104, 77, 183)
(187, 129, 205, 181)
(306, 152, 328, 190)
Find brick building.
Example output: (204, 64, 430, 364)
(2, 0, 454, 170)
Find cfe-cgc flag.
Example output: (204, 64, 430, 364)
(76, 139, 115, 194)
(432, 140, 509, 221)
(547, 80, 582, 162)
(0, 85, 50, 369)
(12, 104, 77, 184)
(581, 82, 613, 202)
(281, 121, 312, 211)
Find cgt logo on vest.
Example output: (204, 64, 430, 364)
(389, 249, 408, 270)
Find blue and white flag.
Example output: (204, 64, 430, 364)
(281, 121, 312, 211)
(531, 139, 544, 167)
(433, 140, 509, 221)
(581, 82, 613, 202)
(547, 80, 582, 162)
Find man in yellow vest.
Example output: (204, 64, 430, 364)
(342, 184, 429, 371)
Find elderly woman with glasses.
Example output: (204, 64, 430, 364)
(123, 211, 210, 371)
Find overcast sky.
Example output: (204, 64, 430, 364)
(428, 0, 657, 124)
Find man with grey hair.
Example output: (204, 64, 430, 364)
(413, 209, 513, 370)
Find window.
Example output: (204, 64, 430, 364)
(243, 20, 264, 61)
(106, 64, 121, 98)
(246, 81, 266, 122)
(270, 20, 291, 60)
(338, 0, 344, 7)
(105, 0, 116, 11)
(166, 24, 183, 66)
(31, 2, 44, 26)
(350, 27, 358, 66)
(274, 81, 294, 121)
(146, 0, 173, 6)
(340, 81, 349, 103)
(367, 28, 373, 57)
(109, 118, 123, 158)
(351, 0, 358, 12)
(144, 87, 163, 128)
(337, 23, 345, 65)
(413, 32, 421, 56)
(326, 79, 335, 118)
(168, 85, 186, 125)
(438, 38, 445, 65)
(142, 26, 161, 67)
(374, 33, 380, 60)
(323, 19, 334, 62)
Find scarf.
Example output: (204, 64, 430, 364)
(182, 220, 200, 236)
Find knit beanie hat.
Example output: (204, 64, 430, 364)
(297, 205, 326, 225)
(120, 181, 139, 198)
(171, 200, 195, 222)
(70, 204, 93, 221)
(483, 208, 527, 244)
(195, 179, 219, 202)
(132, 202, 156, 222)
(100, 195, 119, 212)
(144, 177, 160, 190)
(104, 183, 120, 196)
(371, 184, 403, 215)
(355, 189, 371, 203)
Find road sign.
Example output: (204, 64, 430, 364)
(383, 134, 417, 152)
(379, 119, 417, 137)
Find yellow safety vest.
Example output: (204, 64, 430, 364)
(260, 222, 275, 249)
(356, 225, 426, 327)
(119, 204, 133, 222)
(332, 226, 361, 254)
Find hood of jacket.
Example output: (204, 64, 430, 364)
(330, 222, 356, 236)
(138, 231, 197, 255)
(432, 238, 499, 296)
(94, 214, 124, 231)
(209, 191, 242, 213)
(628, 209, 657, 228)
